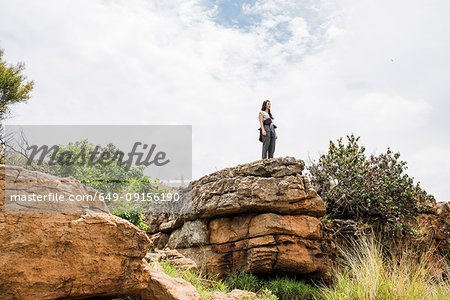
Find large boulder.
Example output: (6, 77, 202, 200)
(0, 212, 151, 299)
(0, 165, 200, 300)
(148, 157, 331, 280)
(187, 157, 325, 219)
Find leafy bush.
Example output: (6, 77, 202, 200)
(308, 134, 434, 222)
(110, 202, 148, 231)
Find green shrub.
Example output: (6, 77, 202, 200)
(308, 134, 434, 223)
(110, 202, 148, 231)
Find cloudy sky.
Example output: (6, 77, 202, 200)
(1, 0, 449, 200)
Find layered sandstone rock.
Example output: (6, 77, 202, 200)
(148, 157, 331, 280)
(0, 165, 200, 300)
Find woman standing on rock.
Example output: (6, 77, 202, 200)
(259, 100, 277, 159)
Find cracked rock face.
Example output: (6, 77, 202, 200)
(148, 157, 331, 280)
(0, 165, 201, 300)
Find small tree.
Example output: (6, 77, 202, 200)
(0, 48, 34, 120)
(308, 134, 434, 223)
(0, 47, 34, 163)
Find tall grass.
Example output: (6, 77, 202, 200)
(321, 236, 450, 300)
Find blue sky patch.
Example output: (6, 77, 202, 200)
(205, 0, 260, 29)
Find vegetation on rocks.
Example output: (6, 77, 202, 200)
(308, 134, 434, 224)
(154, 236, 449, 300)
(154, 256, 322, 300)
(111, 202, 149, 230)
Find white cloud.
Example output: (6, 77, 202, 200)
(353, 92, 431, 131)
(1, 0, 450, 200)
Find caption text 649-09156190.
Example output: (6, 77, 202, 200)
(98, 192, 181, 202)
(8, 192, 181, 203)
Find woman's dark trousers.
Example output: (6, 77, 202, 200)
(262, 125, 276, 159)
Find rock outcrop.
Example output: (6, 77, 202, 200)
(416, 201, 450, 256)
(0, 165, 201, 300)
(148, 157, 331, 280)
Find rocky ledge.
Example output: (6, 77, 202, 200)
(148, 157, 331, 280)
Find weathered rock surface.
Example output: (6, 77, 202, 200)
(412, 201, 449, 260)
(148, 157, 331, 280)
(0, 212, 152, 299)
(187, 157, 325, 220)
(0, 165, 200, 300)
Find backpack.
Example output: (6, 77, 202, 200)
(258, 125, 277, 142)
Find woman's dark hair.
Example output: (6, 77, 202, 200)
(261, 100, 274, 119)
